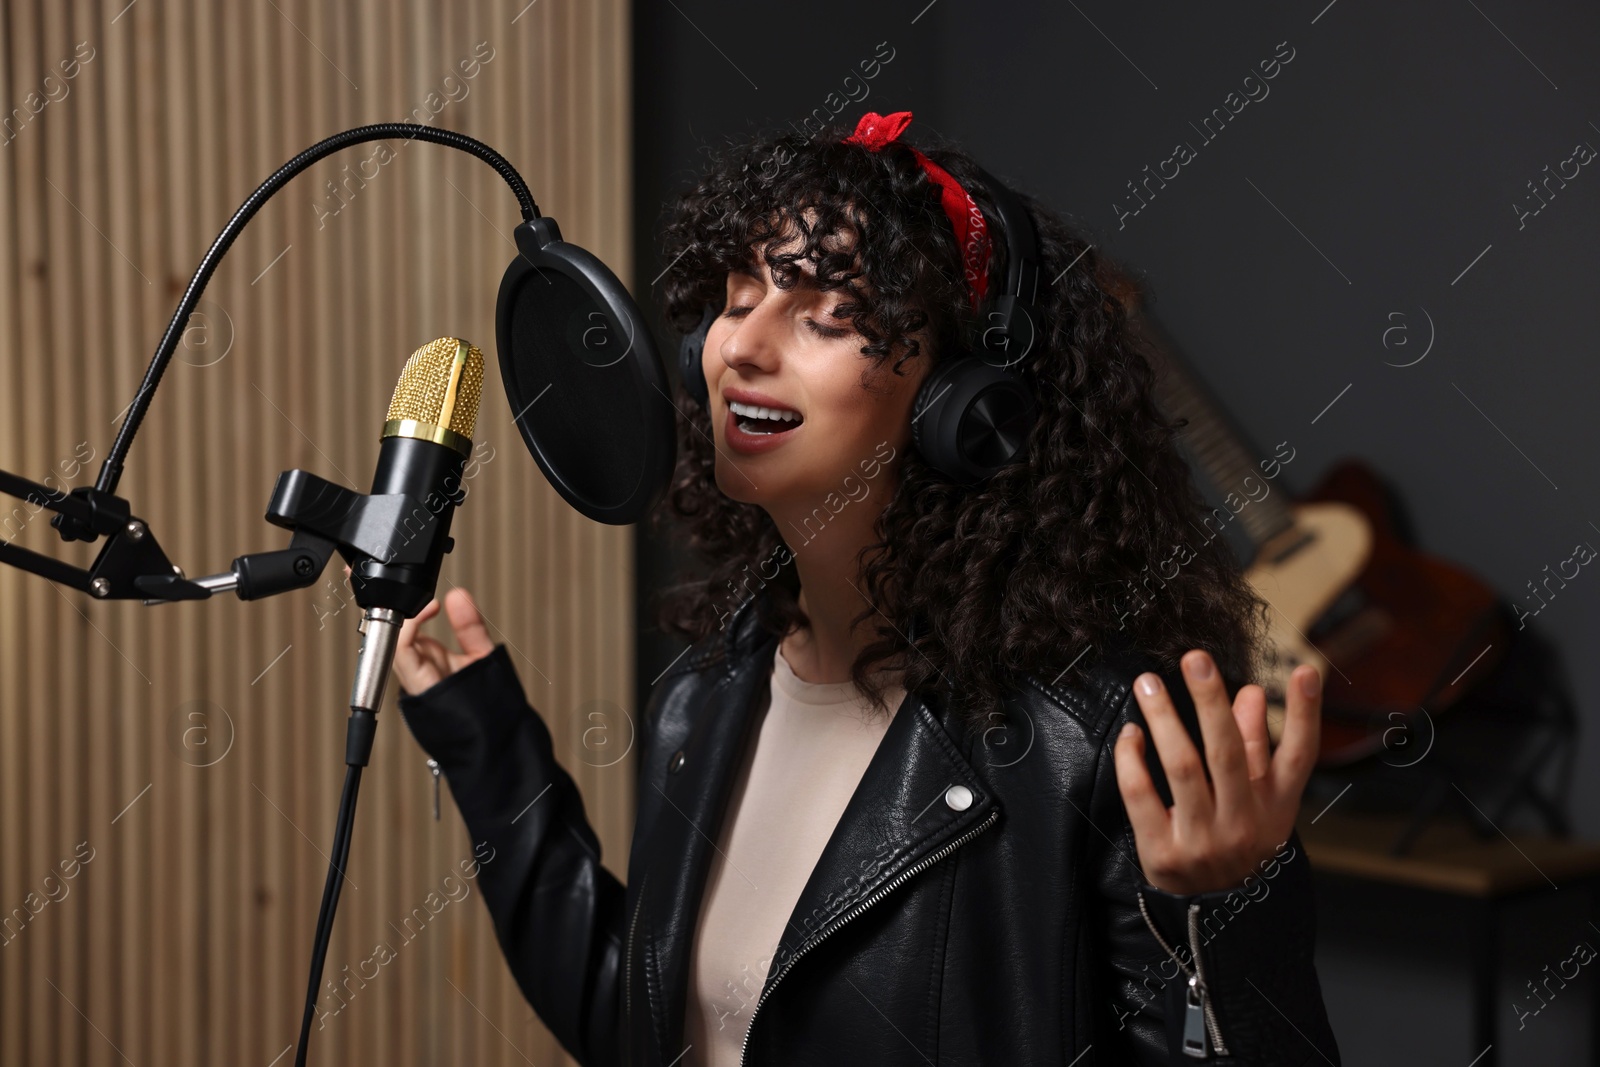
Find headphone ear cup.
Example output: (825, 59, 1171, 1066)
(678, 302, 718, 411)
(911, 355, 1038, 485)
(976, 293, 1041, 370)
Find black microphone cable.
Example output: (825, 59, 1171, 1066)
(296, 754, 364, 1066)
(294, 711, 372, 1067)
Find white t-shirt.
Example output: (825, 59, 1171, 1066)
(681, 641, 906, 1066)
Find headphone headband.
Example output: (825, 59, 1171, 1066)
(841, 110, 994, 312)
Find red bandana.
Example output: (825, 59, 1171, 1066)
(841, 110, 992, 310)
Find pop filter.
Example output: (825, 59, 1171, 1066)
(495, 217, 675, 525)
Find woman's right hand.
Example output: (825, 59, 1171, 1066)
(344, 565, 496, 696)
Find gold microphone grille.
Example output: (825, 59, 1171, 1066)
(384, 337, 485, 445)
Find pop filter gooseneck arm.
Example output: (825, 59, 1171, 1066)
(80, 123, 537, 508)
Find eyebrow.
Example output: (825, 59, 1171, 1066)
(730, 256, 824, 290)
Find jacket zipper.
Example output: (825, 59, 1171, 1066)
(737, 806, 1000, 1067)
(1136, 891, 1228, 1058)
(625, 870, 647, 1055)
(1184, 903, 1227, 1056)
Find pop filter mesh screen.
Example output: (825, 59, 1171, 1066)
(508, 270, 646, 510)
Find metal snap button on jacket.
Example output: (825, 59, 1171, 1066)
(944, 784, 972, 811)
(668, 749, 686, 773)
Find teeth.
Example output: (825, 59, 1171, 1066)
(728, 400, 801, 423)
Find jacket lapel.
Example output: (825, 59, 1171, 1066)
(760, 685, 998, 989)
(640, 589, 1000, 1059)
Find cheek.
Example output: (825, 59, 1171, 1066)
(698, 339, 721, 407)
(828, 367, 919, 431)
(807, 384, 902, 463)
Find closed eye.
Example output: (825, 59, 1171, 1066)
(806, 317, 851, 339)
(720, 305, 854, 339)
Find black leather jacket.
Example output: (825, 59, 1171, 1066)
(397, 588, 1341, 1065)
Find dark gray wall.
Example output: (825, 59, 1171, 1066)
(631, 3, 1600, 1063)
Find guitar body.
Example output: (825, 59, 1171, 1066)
(1251, 460, 1509, 765)
(1247, 499, 1369, 734)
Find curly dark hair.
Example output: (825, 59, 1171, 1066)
(647, 116, 1269, 740)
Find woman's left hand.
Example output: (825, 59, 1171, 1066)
(1112, 649, 1322, 895)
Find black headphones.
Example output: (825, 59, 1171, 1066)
(677, 163, 1042, 486)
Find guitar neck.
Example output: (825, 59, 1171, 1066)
(1129, 310, 1297, 554)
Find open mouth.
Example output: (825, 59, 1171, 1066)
(728, 400, 803, 435)
(734, 413, 800, 435)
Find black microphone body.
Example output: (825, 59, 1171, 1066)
(351, 433, 469, 619)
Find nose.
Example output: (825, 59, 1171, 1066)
(715, 296, 785, 382)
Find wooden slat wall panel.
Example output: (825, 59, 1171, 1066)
(0, 2, 635, 1065)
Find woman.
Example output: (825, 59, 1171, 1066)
(392, 110, 1341, 1065)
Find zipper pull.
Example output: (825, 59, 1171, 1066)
(1182, 974, 1210, 1058)
(427, 758, 441, 820)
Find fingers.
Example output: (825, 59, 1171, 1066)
(1232, 683, 1273, 784)
(395, 598, 441, 659)
(1131, 670, 1214, 828)
(1180, 650, 1252, 824)
(337, 567, 492, 687)
(392, 598, 444, 694)
(443, 587, 495, 659)
(1113, 723, 1171, 847)
(1272, 664, 1322, 797)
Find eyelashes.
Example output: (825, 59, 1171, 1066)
(720, 304, 853, 340)
(805, 318, 852, 340)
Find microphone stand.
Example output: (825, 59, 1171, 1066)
(0, 123, 538, 1067)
